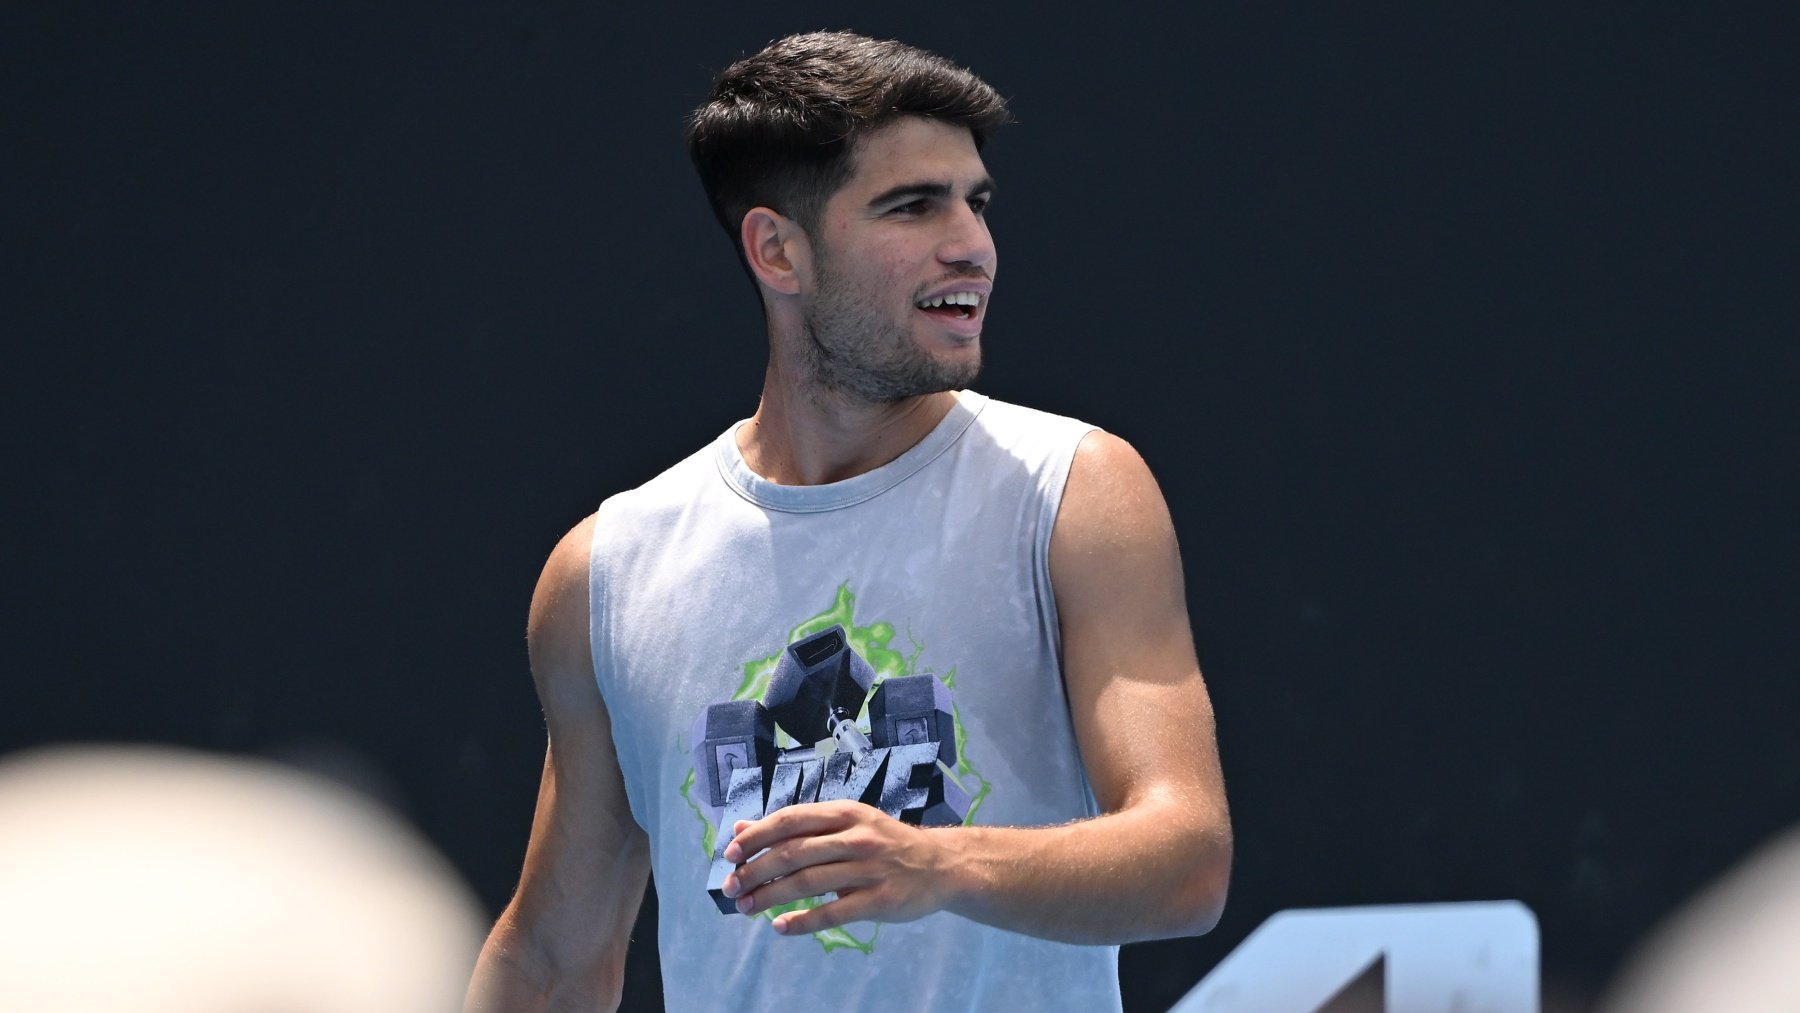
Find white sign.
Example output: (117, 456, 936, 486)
(1170, 901, 1538, 1013)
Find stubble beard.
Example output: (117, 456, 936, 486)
(798, 250, 982, 405)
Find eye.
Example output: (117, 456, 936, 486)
(889, 199, 929, 216)
(968, 195, 992, 216)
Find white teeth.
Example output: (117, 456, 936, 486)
(918, 292, 982, 309)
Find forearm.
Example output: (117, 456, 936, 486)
(937, 792, 1231, 944)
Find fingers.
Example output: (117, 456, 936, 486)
(771, 888, 885, 936)
(723, 801, 858, 863)
(732, 859, 877, 916)
(722, 825, 869, 904)
(715, 801, 924, 925)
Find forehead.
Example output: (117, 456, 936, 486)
(833, 116, 990, 202)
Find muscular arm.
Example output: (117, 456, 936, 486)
(721, 431, 1232, 943)
(466, 516, 651, 1011)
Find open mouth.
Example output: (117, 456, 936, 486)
(916, 292, 982, 321)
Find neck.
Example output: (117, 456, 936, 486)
(737, 356, 958, 486)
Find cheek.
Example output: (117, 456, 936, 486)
(870, 239, 928, 285)
(839, 250, 915, 302)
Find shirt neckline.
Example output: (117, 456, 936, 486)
(713, 390, 989, 513)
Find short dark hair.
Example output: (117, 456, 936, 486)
(687, 31, 1010, 249)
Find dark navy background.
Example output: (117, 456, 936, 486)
(4, 3, 1795, 1008)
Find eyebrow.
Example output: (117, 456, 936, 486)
(865, 176, 998, 210)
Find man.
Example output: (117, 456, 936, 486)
(467, 31, 1231, 1012)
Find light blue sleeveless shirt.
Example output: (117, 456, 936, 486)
(589, 390, 1122, 1012)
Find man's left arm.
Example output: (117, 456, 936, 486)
(720, 431, 1232, 943)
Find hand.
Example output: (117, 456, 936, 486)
(719, 800, 955, 935)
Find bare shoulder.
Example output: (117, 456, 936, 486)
(1050, 429, 1196, 703)
(1051, 430, 1182, 593)
(528, 513, 600, 715)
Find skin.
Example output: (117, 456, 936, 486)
(735, 117, 1000, 485)
(467, 116, 1231, 1010)
(465, 514, 647, 1011)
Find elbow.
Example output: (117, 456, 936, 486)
(1182, 864, 1230, 937)
(1166, 821, 1233, 939)
(469, 911, 627, 1012)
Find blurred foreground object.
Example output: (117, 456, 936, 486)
(1600, 828, 1800, 1013)
(0, 745, 484, 1013)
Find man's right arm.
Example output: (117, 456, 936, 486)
(466, 515, 651, 1012)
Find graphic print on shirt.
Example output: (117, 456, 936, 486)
(679, 583, 991, 954)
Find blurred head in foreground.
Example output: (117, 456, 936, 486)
(0, 745, 483, 1013)
(1600, 827, 1800, 1013)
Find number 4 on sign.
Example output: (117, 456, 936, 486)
(1170, 902, 1539, 1013)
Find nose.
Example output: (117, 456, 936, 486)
(937, 202, 995, 272)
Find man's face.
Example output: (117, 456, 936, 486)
(795, 116, 997, 403)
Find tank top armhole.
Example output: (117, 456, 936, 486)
(587, 503, 614, 700)
(1033, 423, 1101, 676)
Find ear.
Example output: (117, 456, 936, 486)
(739, 207, 809, 296)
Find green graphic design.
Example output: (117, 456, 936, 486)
(678, 582, 992, 955)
